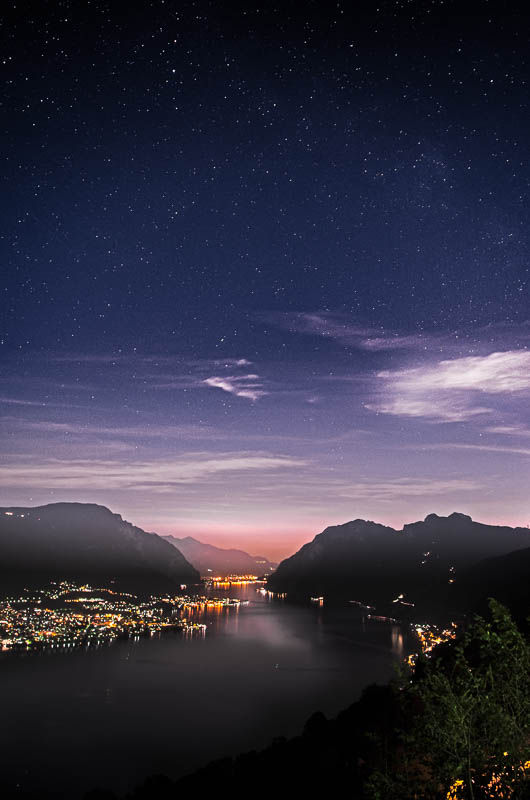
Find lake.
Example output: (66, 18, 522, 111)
(1, 585, 410, 798)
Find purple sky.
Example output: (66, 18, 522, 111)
(2, 319, 530, 559)
(2, 4, 530, 559)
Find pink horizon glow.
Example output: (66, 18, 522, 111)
(135, 509, 530, 563)
(138, 520, 318, 562)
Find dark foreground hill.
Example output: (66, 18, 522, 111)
(453, 546, 530, 621)
(267, 512, 530, 617)
(162, 534, 276, 576)
(0, 503, 200, 594)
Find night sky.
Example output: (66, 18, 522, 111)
(2, 1, 530, 558)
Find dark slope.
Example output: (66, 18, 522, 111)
(163, 534, 276, 576)
(0, 503, 200, 593)
(268, 518, 401, 599)
(452, 546, 530, 621)
(267, 513, 530, 614)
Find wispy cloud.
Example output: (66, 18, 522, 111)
(368, 350, 530, 422)
(425, 443, 530, 458)
(265, 311, 433, 351)
(484, 424, 530, 437)
(0, 418, 224, 441)
(45, 352, 262, 399)
(0, 452, 307, 492)
(0, 396, 50, 407)
(337, 477, 483, 501)
(393, 351, 530, 393)
(0, 395, 92, 410)
(266, 312, 530, 356)
(268, 311, 375, 342)
(233, 474, 483, 504)
(368, 396, 492, 423)
(204, 374, 267, 401)
(209, 358, 252, 368)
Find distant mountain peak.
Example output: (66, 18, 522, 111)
(163, 534, 276, 576)
(448, 511, 473, 521)
(424, 512, 472, 523)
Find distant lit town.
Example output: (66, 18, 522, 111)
(0, 576, 459, 672)
(208, 574, 265, 586)
(0, 580, 254, 652)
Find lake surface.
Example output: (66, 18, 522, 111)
(1, 586, 410, 798)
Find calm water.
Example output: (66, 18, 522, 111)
(1, 586, 409, 798)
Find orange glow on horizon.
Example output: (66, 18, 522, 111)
(136, 509, 530, 563)
(142, 521, 319, 562)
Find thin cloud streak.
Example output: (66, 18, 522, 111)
(336, 477, 484, 501)
(0, 415, 372, 448)
(366, 397, 492, 423)
(266, 311, 442, 351)
(247, 475, 483, 501)
(0, 396, 51, 407)
(0, 452, 308, 492)
(267, 312, 530, 355)
(485, 424, 530, 437)
(204, 374, 267, 401)
(1, 419, 224, 440)
(425, 443, 530, 458)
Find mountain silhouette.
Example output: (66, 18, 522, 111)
(0, 502, 200, 593)
(163, 534, 276, 576)
(267, 512, 530, 616)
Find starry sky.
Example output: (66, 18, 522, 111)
(2, 1, 530, 559)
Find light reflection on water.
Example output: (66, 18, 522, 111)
(391, 626, 404, 657)
(1, 585, 412, 799)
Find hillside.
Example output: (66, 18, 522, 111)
(0, 503, 200, 594)
(267, 512, 530, 617)
(453, 546, 530, 621)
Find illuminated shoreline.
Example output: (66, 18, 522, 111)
(0, 580, 230, 654)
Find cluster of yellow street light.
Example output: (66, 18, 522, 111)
(0, 581, 210, 652)
(406, 621, 458, 668)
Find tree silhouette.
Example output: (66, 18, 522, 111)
(401, 600, 530, 799)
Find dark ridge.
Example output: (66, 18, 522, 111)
(0, 502, 200, 595)
(267, 513, 530, 618)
